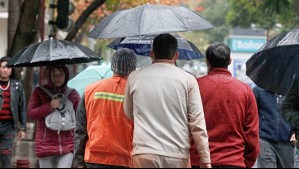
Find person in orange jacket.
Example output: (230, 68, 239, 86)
(73, 48, 137, 168)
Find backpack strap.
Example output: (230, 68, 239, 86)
(39, 86, 54, 99)
(64, 88, 74, 97)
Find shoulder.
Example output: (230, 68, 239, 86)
(10, 79, 24, 86)
(85, 77, 111, 91)
(68, 88, 80, 96)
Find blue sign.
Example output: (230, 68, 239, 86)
(228, 37, 266, 53)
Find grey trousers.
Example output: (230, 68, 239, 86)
(38, 153, 74, 168)
(257, 138, 294, 168)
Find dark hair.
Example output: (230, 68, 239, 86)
(206, 42, 231, 68)
(153, 34, 178, 60)
(0, 56, 15, 79)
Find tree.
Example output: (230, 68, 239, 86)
(7, 0, 22, 52)
(177, 0, 229, 54)
(8, 0, 40, 103)
(65, 0, 106, 41)
(200, 0, 229, 43)
(226, 0, 299, 38)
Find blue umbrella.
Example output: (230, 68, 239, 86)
(68, 64, 113, 96)
(107, 35, 204, 60)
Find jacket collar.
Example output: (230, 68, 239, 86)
(208, 68, 232, 76)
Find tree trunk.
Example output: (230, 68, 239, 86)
(7, 0, 22, 53)
(65, 0, 106, 41)
(9, 0, 40, 104)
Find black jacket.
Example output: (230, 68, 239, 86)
(0, 79, 27, 131)
(282, 79, 299, 147)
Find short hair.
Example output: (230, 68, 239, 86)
(0, 56, 15, 79)
(206, 42, 231, 68)
(111, 48, 137, 75)
(153, 34, 178, 60)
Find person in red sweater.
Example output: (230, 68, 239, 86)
(190, 42, 259, 168)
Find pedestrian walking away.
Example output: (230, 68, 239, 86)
(27, 65, 80, 168)
(0, 56, 27, 168)
(190, 42, 260, 168)
(282, 78, 299, 168)
(124, 33, 211, 168)
(253, 86, 294, 168)
(74, 48, 137, 168)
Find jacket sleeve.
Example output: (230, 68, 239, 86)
(282, 79, 299, 128)
(124, 74, 134, 120)
(27, 87, 53, 120)
(244, 88, 260, 168)
(188, 77, 211, 164)
(18, 81, 27, 131)
(74, 93, 88, 167)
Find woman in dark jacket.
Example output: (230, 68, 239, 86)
(27, 65, 80, 168)
(0, 56, 26, 168)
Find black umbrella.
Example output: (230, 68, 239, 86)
(107, 35, 204, 60)
(90, 4, 214, 39)
(246, 29, 299, 95)
(7, 38, 102, 67)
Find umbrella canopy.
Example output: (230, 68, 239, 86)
(90, 4, 214, 39)
(246, 29, 299, 95)
(107, 35, 204, 60)
(67, 64, 113, 96)
(7, 38, 102, 67)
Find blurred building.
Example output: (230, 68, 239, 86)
(226, 27, 267, 88)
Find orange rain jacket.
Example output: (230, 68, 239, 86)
(74, 76, 133, 167)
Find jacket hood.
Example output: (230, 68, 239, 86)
(45, 65, 69, 92)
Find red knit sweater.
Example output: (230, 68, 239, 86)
(0, 82, 12, 120)
(190, 68, 259, 168)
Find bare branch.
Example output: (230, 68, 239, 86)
(65, 0, 106, 41)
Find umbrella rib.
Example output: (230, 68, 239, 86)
(175, 7, 189, 30)
(139, 5, 145, 36)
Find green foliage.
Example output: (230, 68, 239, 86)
(200, 0, 230, 43)
(226, 0, 297, 31)
(227, 0, 262, 28)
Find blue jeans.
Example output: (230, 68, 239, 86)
(257, 138, 294, 168)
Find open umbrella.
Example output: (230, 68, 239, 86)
(6, 37, 102, 67)
(89, 4, 214, 39)
(246, 29, 299, 95)
(67, 63, 113, 96)
(107, 35, 204, 60)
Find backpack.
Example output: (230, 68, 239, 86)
(39, 86, 76, 133)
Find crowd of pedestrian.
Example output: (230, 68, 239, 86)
(0, 33, 298, 168)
